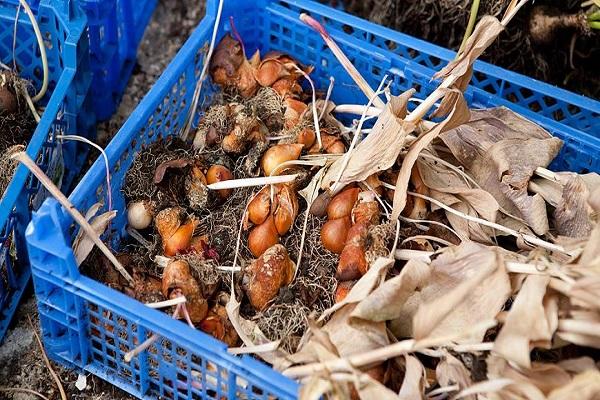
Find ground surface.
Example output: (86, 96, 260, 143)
(0, 0, 203, 398)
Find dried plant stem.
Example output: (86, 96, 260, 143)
(126, 227, 154, 250)
(58, 135, 112, 211)
(427, 384, 460, 398)
(558, 319, 600, 337)
(12, 152, 134, 285)
(181, 0, 224, 141)
(27, 316, 66, 400)
(395, 249, 435, 262)
(294, 208, 311, 280)
(124, 303, 183, 362)
(292, 65, 322, 149)
(283, 320, 496, 378)
(207, 174, 299, 190)
(319, 77, 335, 120)
(395, 248, 574, 281)
(300, 13, 385, 109)
(19, 0, 48, 102)
(228, 341, 281, 355)
(146, 297, 187, 309)
(331, 77, 388, 193)
(334, 104, 381, 117)
(452, 342, 495, 352)
(407, 191, 570, 255)
(457, 0, 481, 57)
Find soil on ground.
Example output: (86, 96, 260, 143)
(341, 0, 600, 99)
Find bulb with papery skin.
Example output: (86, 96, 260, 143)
(327, 187, 360, 220)
(273, 185, 299, 235)
(244, 244, 295, 311)
(127, 200, 155, 230)
(162, 260, 208, 323)
(321, 216, 352, 254)
(260, 143, 303, 177)
(163, 219, 198, 257)
(206, 164, 234, 201)
(283, 98, 308, 129)
(155, 207, 183, 241)
(336, 222, 369, 281)
(248, 216, 280, 257)
(297, 128, 316, 149)
(247, 187, 271, 226)
(335, 280, 356, 303)
(186, 166, 209, 211)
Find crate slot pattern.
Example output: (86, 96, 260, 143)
(27, 0, 600, 398)
(6, 0, 158, 120)
(0, 0, 94, 342)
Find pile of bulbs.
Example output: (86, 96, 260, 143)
(121, 32, 380, 346)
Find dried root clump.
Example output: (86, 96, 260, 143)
(177, 253, 221, 299)
(365, 222, 395, 265)
(0, 144, 25, 197)
(245, 87, 286, 132)
(123, 139, 192, 207)
(256, 301, 312, 353)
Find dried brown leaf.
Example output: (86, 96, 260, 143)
(391, 242, 510, 342)
(418, 156, 500, 222)
(323, 304, 390, 359)
(398, 355, 425, 400)
(554, 174, 598, 238)
(547, 370, 600, 400)
(440, 107, 563, 235)
(487, 355, 571, 396)
(435, 352, 473, 398)
(493, 275, 555, 369)
(356, 370, 401, 400)
(319, 257, 393, 321)
(350, 259, 431, 322)
(154, 158, 191, 184)
(557, 357, 599, 374)
(433, 16, 504, 84)
(322, 90, 416, 191)
(73, 209, 117, 266)
(391, 90, 470, 220)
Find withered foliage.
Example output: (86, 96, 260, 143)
(78, 9, 600, 400)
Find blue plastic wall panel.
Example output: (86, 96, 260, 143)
(79, 0, 157, 120)
(0, 0, 94, 342)
(8, 0, 158, 120)
(27, 0, 600, 398)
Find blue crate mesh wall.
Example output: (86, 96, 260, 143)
(28, 0, 600, 398)
(0, 0, 92, 341)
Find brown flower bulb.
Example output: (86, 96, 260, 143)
(244, 244, 295, 310)
(336, 222, 369, 281)
(260, 143, 303, 177)
(321, 216, 352, 254)
(206, 164, 234, 201)
(247, 187, 271, 226)
(162, 260, 208, 323)
(248, 216, 280, 257)
(335, 280, 356, 303)
(327, 187, 360, 220)
(273, 185, 299, 235)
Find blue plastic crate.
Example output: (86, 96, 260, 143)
(0, 0, 94, 342)
(8, 0, 158, 121)
(26, 0, 600, 398)
(78, 0, 157, 121)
